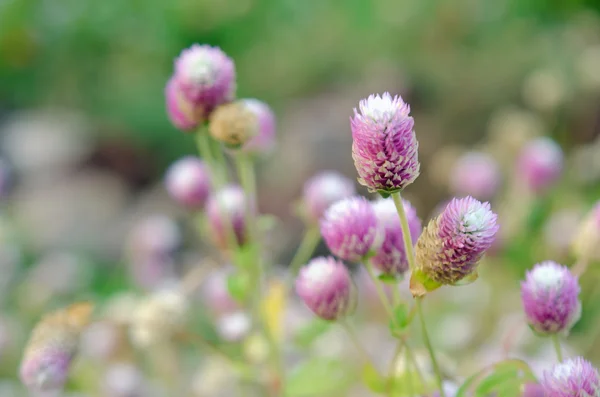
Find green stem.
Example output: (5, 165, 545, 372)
(235, 154, 258, 242)
(391, 192, 417, 271)
(341, 320, 380, 373)
(416, 297, 445, 397)
(387, 342, 404, 396)
(552, 334, 564, 362)
(287, 226, 321, 279)
(404, 343, 414, 397)
(195, 128, 217, 180)
(364, 260, 396, 321)
(406, 343, 425, 385)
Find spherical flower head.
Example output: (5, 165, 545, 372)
(205, 185, 252, 249)
(412, 197, 498, 295)
(302, 171, 356, 223)
(518, 137, 563, 193)
(165, 156, 212, 209)
(165, 77, 201, 131)
(320, 196, 379, 262)
(174, 44, 236, 117)
(541, 357, 600, 397)
(351, 92, 420, 193)
(295, 256, 357, 321)
(521, 261, 581, 335)
(238, 99, 276, 155)
(449, 152, 501, 201)
(371, 198, 422, 275)
(209, 100, 261, 147)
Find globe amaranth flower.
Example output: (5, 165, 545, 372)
(20, 303, 93, 392)
(165, 156, 212, 209)
(302, 171, 356, 224)
(165, 77, 202, 131)
(321, 196, 379, 262)
(351, 92, 420, 194)
(541, 357, 600, 397)
(295, 256, 357, 321)
(371, 198, 422, 276)
(521, 261, 581, 335)
(412, 197, 499, 296)
(174, 44, 236, 119)
(209, 99, 273, 148)
(449, 152, 501, 201)
(206, 185, 253, 249)
(518, 137, 564, 193)
(237, 99, 276, 155)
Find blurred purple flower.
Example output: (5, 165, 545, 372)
(165, 156, 212, 209)
(165, 77, 201, 131)
(302, 171, 356, 223)
(450, 152, 500, 201)
(206, 185, 252, 249)
(518, 137, 563, 193)
(238, 98, 276, 155)
(541, 357, 600, 397)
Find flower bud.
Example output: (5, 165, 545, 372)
(165, 77, 202, 131)
(449, 152, 500, 201)
(371, 198, 421, 276)
(165, 156, 212, 209)
(541, 357, 600, 397)
(238, 99, 276, 155)
(521, 261, 581, 336)
(295, 256, 357, 321)
(302, 171, 356, 223)
(209, 100, 260, 147)
(205, 185, 252, 249)
(174, 44, 236, 116)
(320, 196, 379, 262)
(351, 92, 420, 193)
(518, 137, 563, 193)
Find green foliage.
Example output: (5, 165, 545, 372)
(284, 357, 356, 397)
(456, 360, 537, 397)
(293, 318, 332, 348)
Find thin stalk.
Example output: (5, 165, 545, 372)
(287, 226, 321, 280)
(404, 344, 415, 397)
(195, 129, 217, 182)
(415, 297, 445, 397)
(235, 154, 258, 242)
(406, 343, 425, 385)
(364, 260, 395, 321)
(387, 342, 404, 396)
(391, 192, 416, 271)
(341, 320, 380, 373)
(552, 334, 564, 362)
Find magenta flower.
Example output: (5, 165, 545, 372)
(302, 171, 356, 223)
(521, 383, 545, 397)
(174, 44, 236, 119)
(165, 156, 211, 209)
(20, 348, 72, 391)
(239, 99, 276, 155)
(518, 137, 563, 193)
(541, 357, 600, 397)
(450, 152, 500, 201)
(295, 256, 357, 321)
(351, 92, 420, 193)
(413, 197, 499, 294)
(521, 261, 581, 335)
(321, 196, 379, 262)
(165, 77, 201, 131)
(371, 198, 422, 275)
(205, 185, 252, 249)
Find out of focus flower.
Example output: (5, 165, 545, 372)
(238, 99, 276, 155)
(165, 77, 202, 131)
(541, 357, 600, 397)
(351, 92, 420, 193)
(165, 156, 212, 209)
(572, 202, 600, 264)
(521, 261, 581, 336)
(302, 171, 356, 224)
(521, 383, 545, 397)
(209, 99, 270, 148)
(201, 267, 239, 316)
(216, 312, 251, 342)
(295, 257, 356, 321)
(174, 44, 236, 118)
(371, 198, 421, 275)
(449, 152, 500, 201)
(522, 69, 568, 112)
(320, 196, 379, 262)
(518, 137, 564, 193)
(412, 197, 498, 296)
(102, 363, 145, 397)
(205, 185, 252, 249)
(20, 303, 94, 392)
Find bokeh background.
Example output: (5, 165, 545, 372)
(3, 0, 600, 395)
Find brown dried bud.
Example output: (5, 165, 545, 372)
(209, 101, 259, 147)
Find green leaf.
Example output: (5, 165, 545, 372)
(456, 359, 537, 397)
(362, 363, 387, 394)
(293, 318, 332, 348)
(378, 273, 399, 284)
(233, 243, 260, 269)
(409, 268, 442, 297)
(284, 358, 355, 397)
(389, 304, 411, 337)
(452, 271, 479, 286)
(227, 272, 250, 302)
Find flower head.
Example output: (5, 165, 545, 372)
(165, 77, 202, 131)
(518, 137, 564, 193)
(321, 196, 379, 262)
(450, 152, 500, 201)
(295, 256, 357, 321)
(371, 198, 421, 275)
(521, 261, 581, 335)
(165, 156, 211, 209)
(302, 171, 356, 223)
(541, 357, 600, 397)
(209, 100, 261, 147)
(412, 197, 498, 296)
(351, 92, 420, 193)
(174, 44, 236, 117)
(238, 99, 276, 155)
(205, 185, 252, 249)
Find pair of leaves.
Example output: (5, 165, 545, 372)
(456, 359, 537, 397)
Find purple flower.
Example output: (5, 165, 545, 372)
(351, 92, 420, 193)
(206, 185, 252, 249)
(521, 383, 545, 397)
(165, 156, 212, 209)
(518, 137, 563, 193)
(321, 196, 379, 262)
(371, 198, 422, 275)
(165, 77, 201, 131)
(239, 99, 276, 155)
(450, 152, 500, 201)
(414, 197, 499, 289)
(20, 348, 72, 391)
(174, 44, 236, 118)
(541, 357, 600, 397)
(521, 261, 581, 335)
(295, 256, 357, 321)
(303, 171, 356, 223)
